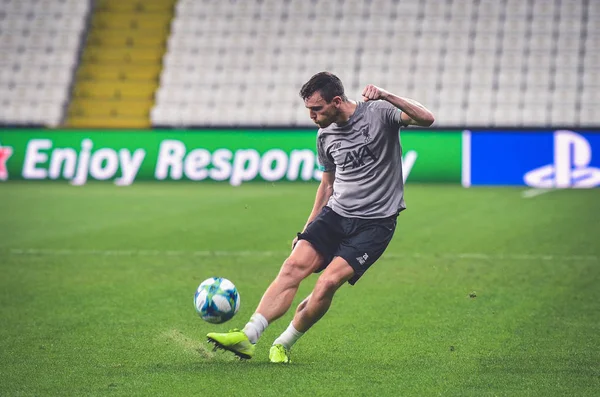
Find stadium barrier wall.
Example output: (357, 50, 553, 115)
(0, 129, 462, 185)
(463, 129, 600, 188)
(0, 129, 598, 188)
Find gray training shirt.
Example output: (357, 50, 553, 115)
(317, 100, 406, 219)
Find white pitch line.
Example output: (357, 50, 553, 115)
(7, 248, 285, 257)
(521, 188, 555, 198)
(6, 248, 598, 262)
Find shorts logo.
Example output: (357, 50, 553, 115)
(356, 253, 369, 266)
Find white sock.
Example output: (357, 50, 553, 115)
(242, 313, 268, 344)
(273, 322, 304, 350)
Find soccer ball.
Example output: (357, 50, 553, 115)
(194, 277, 240, 324)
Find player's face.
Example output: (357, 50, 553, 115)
(304, 92, 341, 128)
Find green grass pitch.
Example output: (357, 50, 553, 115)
(1, 182, 599, 396)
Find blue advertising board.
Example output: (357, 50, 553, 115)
(464, 130, 600, 188)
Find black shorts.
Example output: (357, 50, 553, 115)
(297, 206, 398, 285)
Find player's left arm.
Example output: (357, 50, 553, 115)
(362, 84, 435, 127)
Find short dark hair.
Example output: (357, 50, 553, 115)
(299, 71, 347, 102)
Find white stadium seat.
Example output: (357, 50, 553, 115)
(0, 0, 90, 126)
(152, 0, 597, 127)
(1, 0, 594, 127)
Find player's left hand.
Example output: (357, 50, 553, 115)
(362, 84, 389, 102)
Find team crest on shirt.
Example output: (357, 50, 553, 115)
(360, 128, 372, 143)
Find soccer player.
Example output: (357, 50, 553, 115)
(207, 71, 435, 362)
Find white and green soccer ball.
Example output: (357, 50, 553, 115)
(194, 277, 240, 324)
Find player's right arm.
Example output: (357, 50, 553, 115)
(362, 84, 435, 127)
(291, 171, 334, 249)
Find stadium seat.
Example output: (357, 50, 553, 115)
(0, 0, 90, 126)
(1, 0, 596, 128)
(153, 0, 597, 127)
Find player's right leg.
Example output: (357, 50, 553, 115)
(207, 240, 324, 359)
(254, 240, 324, 322)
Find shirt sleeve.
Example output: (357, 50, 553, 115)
(376, 100, 405, 128)
(317, 135, 336, 172)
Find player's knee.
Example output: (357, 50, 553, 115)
(279, 257, 311, 284)
(314, 277, 341, 296)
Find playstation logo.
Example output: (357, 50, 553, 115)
(524, 130, 600, 188)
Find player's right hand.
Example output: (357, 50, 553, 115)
(362, 84, 389, 102)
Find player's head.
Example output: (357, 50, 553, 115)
(300, 72, 348, 128)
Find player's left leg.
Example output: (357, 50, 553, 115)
(269, 258, 354, 363)
(269, 294, 310, 363)
(270, 214, 398, 363)
(206, 240, 324, 359)
(293, 257, 355, 332)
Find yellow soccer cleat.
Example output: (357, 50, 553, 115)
(269, 344, 291, 363)
(207, 329, 255, 360)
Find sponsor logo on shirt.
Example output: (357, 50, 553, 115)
(341, 145, 378, 171)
